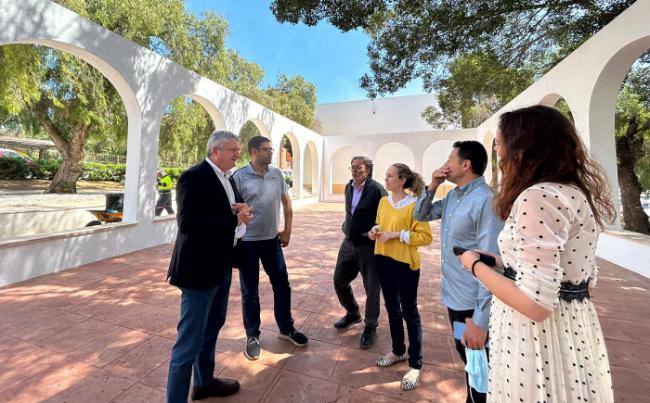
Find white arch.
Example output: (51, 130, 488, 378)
(481, 132, 499, 187)
(374, 142, 416, 181)
(276, 132, 301, 198)
(0, 39, 143, 223)
(588, 35, 650, 226)
(422, 140, 456, 197)
(302, 141, 319, 197)
(330, 144, 366, 195)
(237, 118, 271, 139)
(187, 94, 227, 131)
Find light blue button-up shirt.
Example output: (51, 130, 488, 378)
(413, 176, 503, 330)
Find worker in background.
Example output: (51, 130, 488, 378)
(156, 168, 175, 216)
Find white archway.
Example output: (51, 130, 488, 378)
(278, 132, 301, 198)
(480, 132, 498, 187)
(374, 142, 416, 182)
(588, 35, 650, 226)
(330, 145, 366, 195)
(302, 141, 319, 197)
(422, 140, 456, 198)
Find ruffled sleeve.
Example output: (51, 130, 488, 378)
(511, 186, 572, 311)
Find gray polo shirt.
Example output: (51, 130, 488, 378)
(232, 164, 287, 241)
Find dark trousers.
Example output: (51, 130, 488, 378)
(447, 308, 488, 403)
(167, 269, 231, 403)
(376, 255, 423, 369)
(239, 237, 294, 337)
(156, 191, 175, 216)
(333, 239, 381, 328)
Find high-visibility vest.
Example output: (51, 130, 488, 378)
(158, 175, 173, 191)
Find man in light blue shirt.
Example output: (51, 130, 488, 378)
(413, 141, 503, 403)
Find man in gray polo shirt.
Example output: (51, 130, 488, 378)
(232, 136, 308, 361)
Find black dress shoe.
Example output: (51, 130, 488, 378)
(334, 314, 362, 329)
(191, 378, 240, 400)
(359, 326, 377, 349)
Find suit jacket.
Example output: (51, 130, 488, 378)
(167, 160, 243, 289)
(342, 178, 387, 246)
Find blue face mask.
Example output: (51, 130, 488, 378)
(464, 348, 489, 394)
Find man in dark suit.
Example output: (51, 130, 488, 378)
(333, 156, 387, 348)
(166, 131, 253, 403)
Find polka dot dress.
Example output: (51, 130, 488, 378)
(488, 183, 613, 403)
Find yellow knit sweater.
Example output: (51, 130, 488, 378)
(374, 196, 433, 270)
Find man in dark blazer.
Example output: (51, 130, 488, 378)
(333, 156, 387, 348)
(166, 131, 253, 403)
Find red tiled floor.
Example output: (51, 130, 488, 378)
(104, 336, 174, 381)
(0, 203, 649, 402)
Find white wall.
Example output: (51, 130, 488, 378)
(316, 94, 442, 136)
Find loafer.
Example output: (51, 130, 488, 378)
(359, 326, 377, 349)
(191, 377, 240, 400)
(333, 314, 362, 329)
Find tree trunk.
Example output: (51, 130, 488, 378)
(47, 150, 83, 193)
(33, 100, 89, 194)
(46, 124, 89, 194)
(616, 118, 650, 234)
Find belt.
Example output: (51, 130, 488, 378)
(503, 266, 590, 302)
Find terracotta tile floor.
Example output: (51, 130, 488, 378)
(0, 202, 648, 402)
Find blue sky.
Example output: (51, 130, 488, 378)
(185, 0, 425, 104)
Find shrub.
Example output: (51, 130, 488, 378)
(0, 157, 30, 179)
(162, 166, 185, 181)
(1, 158, 187, 183)
(31, 159, 62, 179)
(81, 162, 126, 181)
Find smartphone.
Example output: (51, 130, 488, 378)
(452, 246, 497, 267)
(453, 321, 466, 340)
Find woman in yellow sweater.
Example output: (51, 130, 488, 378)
(368, 163, 433, 391)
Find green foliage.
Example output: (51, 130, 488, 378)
(159, 98, 215, 166)
(161, 166, 185, 181)
(81, 162, 126, 182)
(237, 121, 263, 167)
(421, 52, 533, 128)
(32, 159, 62, 179)
(272, 0, 633, 98)
(0, 157, 31, 179)
(284, 174, 293, 188)
(616, 64, 650, 192)
(264, 74, 317, 128)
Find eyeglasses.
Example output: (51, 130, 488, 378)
(259, 147, 274, 153)
(349, 165, 365, 171)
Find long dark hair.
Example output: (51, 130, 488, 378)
(392, 163, 425, 196)
(493, 105, 615, 227)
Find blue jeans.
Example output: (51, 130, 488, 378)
(239, 237, 294, 337)
(376, 255, 423, 369)
(166, 269, 232, 403)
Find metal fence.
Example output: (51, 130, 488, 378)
(83, 152, 192, 168)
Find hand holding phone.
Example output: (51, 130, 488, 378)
(452, 246, 497, 267)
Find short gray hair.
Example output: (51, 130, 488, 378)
(206, 130, 239, 156)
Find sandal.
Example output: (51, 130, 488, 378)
(401, 368, 421, 391)
(376, 351, 408, 367)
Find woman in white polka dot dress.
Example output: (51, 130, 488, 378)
(459, 105, 615, 402)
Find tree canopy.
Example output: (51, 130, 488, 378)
(271, 0, 634, 99)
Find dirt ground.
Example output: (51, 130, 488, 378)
(0, 179, 123, 192)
